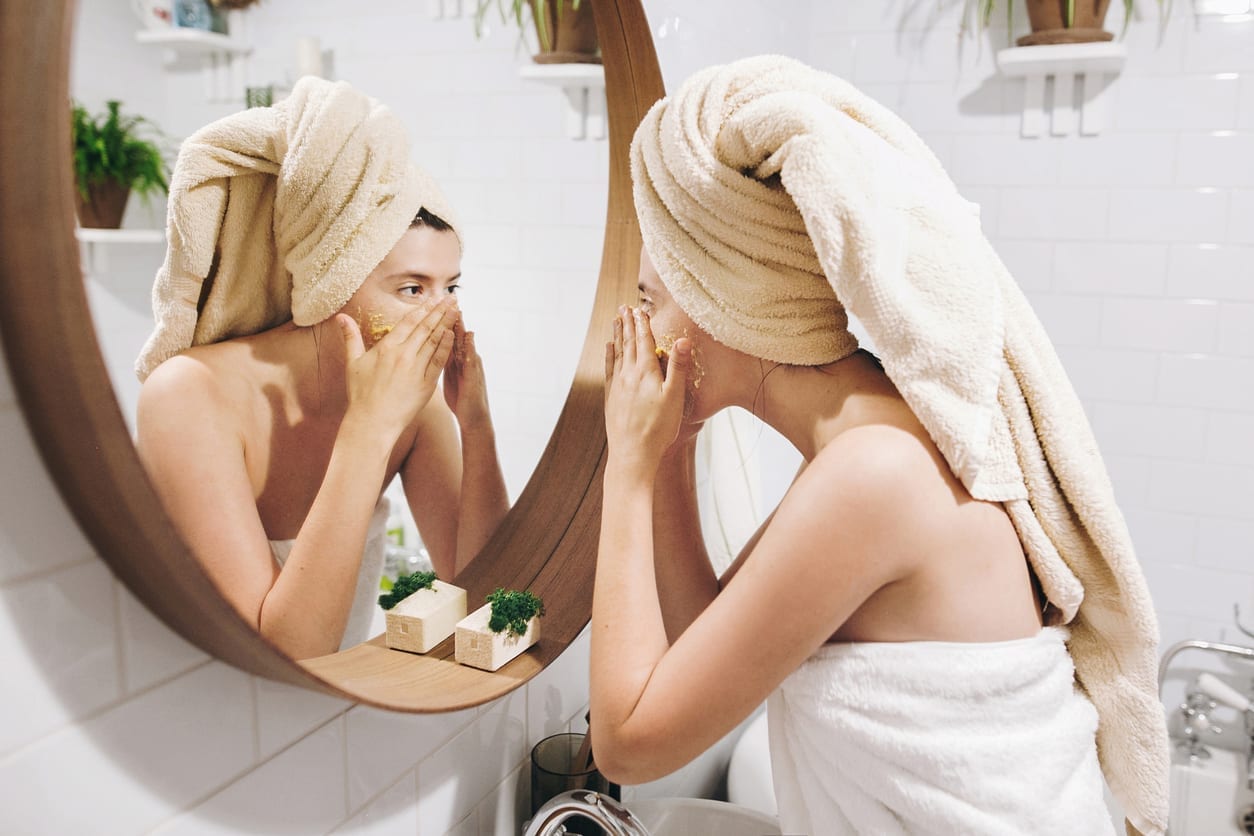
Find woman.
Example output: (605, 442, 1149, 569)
(134, 78, 508, 659)
(591, 56, 1167, 835)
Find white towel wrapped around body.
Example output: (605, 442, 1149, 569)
(631, 55, 1169, 834)
(767, 628, 1115, 836)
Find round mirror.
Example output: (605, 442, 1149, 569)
(0, 0, 663, 711)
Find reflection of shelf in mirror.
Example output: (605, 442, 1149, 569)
(997, 43, 1126, 138)
(136, 18, 251, 104)
(519, 64, 607, 141)
(76, 228, 165, 275)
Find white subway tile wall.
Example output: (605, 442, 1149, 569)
(3, 1, 1252, 834)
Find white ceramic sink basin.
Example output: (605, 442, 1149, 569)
(628, 798, 781, 836)
(1169, 746, 1254, 835)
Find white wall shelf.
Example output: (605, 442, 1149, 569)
(135, 28, 249, 54)
(428, 0, 469, 19)
(76, 228, 164, 275)
(136, 17, 251, 104)
(518, 64, 607, 141)
(996, 42, 1126, 138)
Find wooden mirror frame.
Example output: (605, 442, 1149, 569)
(0, 0, 663, 712)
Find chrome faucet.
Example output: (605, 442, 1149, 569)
(1177, 688, 1222, 759)
(523, 790, 650, 836)
(1163, 640, 1254, 790)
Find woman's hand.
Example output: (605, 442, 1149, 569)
(603, 306, 693, 477)
(336, 297, 457, 440)
(443, 313, 494, 434)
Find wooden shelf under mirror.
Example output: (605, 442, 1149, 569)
(0, 0, 665, 711)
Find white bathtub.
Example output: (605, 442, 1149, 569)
(1170, 745, 1254, 835)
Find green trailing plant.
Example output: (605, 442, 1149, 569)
(378, 570, 437, 610)
(964, 0, 1165, 41)
(486, 588, 544, 638)
(71, 99, 169, 202)
(473, 0, 584, 52)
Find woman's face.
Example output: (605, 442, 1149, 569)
(341, 225, 462, 345)
(637, 247, 719, 423)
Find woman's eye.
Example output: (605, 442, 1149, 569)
(446, 285, 459, 295)
(401, 285, 424, 296)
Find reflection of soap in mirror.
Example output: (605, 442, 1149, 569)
(455, 603, 541, 672)
(384, 580, 467, 654)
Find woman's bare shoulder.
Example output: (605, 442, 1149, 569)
(137, 344, 258, 439)
(793, 422, 965, 552)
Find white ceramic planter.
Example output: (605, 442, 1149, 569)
(454, 602, 541, 672)
(384, 579, 467, 654)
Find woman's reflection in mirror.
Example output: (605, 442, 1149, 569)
(133, 79, 508, 659)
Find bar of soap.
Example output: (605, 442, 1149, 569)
(384, 580, 467, 654)
(454, 603, 541, 672)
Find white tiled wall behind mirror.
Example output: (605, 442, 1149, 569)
(3, 0, 1252, 833)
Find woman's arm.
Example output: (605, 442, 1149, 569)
(402, 319, 509, 579)
(648, 437, 719, 643)
(592, 308, 915, 785)
(607, 337, 717, 644)
(137, 299, 457, 659)
(442, 319, 510, 576)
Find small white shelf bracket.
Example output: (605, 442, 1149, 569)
(518, 64, 607, 141)
(76, 228, 165, 276)
(136, 14, 252, 105)
(428, 0, 467, 19)
(996, 43, 1126, 138)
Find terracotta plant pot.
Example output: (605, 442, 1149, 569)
(75, 179, 130, 229)
(532, 0, 600, 65)
(1018, 0, 1114, 46)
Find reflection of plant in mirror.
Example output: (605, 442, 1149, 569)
(473, 0, 582, 52)
(486, 588, 544, 637)
(379, 570, 438, 610)
(71, 100, 169, 202)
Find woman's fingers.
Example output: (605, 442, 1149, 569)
(620, 306, 637, 366)
(426, 327, 456, 376)
(337, 313, 365, 362)
(414, 312, 452, 366)
(662, 337, 691, 400)
(380, 294, 441, 344)
(634, 308, 661, 379)
(402, 298, 457, 349)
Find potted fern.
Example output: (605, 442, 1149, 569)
(970, 0, 1152, 46)
(71, 100, 169, 229)
(475, 0, 599, 64)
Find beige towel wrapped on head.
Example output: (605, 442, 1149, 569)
(632, 55, 1168, 835)
(135, 76, 460, 381)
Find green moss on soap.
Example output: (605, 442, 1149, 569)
(486, 588, 544, 638)
(378, 570, 437, 610)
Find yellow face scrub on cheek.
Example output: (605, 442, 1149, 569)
(653, 330, 706, 389)
(356, 308, 395, 345)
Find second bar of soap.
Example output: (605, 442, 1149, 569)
(384, 580, 467, 654)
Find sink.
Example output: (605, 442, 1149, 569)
(1169, 746, 1254, 835)
(628, 797, 781, 836)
